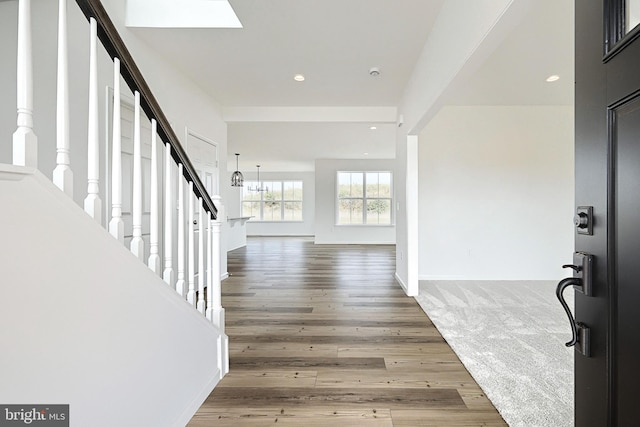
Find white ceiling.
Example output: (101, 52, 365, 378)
(131, 0, 446, 107)
(444, 0, 574, 106)
(128, 0, 574, 172)
(228, 122, 397, 172)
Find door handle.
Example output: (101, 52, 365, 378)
(556, 276, 582, 347)
(555, 253, 594, 357)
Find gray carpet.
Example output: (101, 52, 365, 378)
(415, 280, 574, 427)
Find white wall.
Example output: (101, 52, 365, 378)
(315, 159, 396, 245)
(394, 0, 526, 292)
(418, 106, 574, 280)
(0, 166, 224, 427)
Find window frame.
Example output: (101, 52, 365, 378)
(242, 180, 304, 222)
(335, 171, 394, 226)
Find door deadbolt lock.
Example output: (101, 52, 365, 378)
(574, 206, 593, 235)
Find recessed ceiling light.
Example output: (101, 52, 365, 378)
(369, 67, 380, 77)
(364, 152, 369, 156)
(294, 74, 305, 82)
(369, 126, 377, 130)
(546, 75, 560, 82)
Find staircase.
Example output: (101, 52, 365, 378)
(0, 1, 228, 425)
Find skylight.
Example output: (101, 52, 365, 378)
(126, 0, 242, 29)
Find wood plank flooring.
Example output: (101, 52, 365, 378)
(188, 237, 506, 426)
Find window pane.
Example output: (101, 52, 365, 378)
(242, 183, 262, 201)
(379, 172, 392, 197)
(261, 181, 280, 199)
(351, 173, 363, 197)
(338, 172, 363, 198)
(283, 181, 295, 200)
(283, 181, 303, 201)
(284, 202, 303, 221)
(366, 199, 391, 225)
(337, 173, 351, 197)
(242, 201, 260, 220)
(263, 200, 282, 221)
(294, 181, 303, 200)
(366, 172, 380, 197)
(338, 199, 363, 224)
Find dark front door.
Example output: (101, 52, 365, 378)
(575, 1, 640, 425)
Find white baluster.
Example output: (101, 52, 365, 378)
(108, 58, 124, 243)
(13, 0, 38, 167)
(84, 18, 101, 223)
(148, 120, 160, 274)
(176, 164, 186, 297)
(130, 91, 143, 259)
(53, 0, 72, 196)
(207, 196, 223, 329)
(197, 197, 206, 314)
(187, 182, 196, 306)
(206, 214, 213, 320)
(162, 144, 174, 285)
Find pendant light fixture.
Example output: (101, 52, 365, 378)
(248, 165, 269, 192)
(230, 153, 244, 187)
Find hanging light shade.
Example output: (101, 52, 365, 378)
(231, 153, 244, 187)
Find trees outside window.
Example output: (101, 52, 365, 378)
(242, 181, 303, 221)
(337, 172, 392, 225)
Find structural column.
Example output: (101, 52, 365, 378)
(405, 134, 419, 296)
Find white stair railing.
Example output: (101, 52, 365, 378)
(176, 164, 186, 297)
(84, 17, 101, 222)
(148, 120, 161, 274)
(162, 144, 174, 286)
(53, 0, 73, 197)
(109, 58, 124, 243)
(13, 0, 38, 167)
(187, 183, 196, 306)
(11, 0, 227, 352)
(197, 198, 206, 314)
(130, 91, 144, 259)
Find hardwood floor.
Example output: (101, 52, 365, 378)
(188, 237, 506, 426)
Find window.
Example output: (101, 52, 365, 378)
(337, 172, 392, 225)
(242, 181, 303, 221)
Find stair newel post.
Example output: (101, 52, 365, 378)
(83, 17, 101, 223)
(13, 0, 38, 167)
(187, 181, 196, 306)
(162, 144, 174, 285)
(108, 58, 124, 243)
(148, 120, 161, 274)
(130, 91, 144, 259)
(197, 197, 206, 314)
(207, 195, 223, 329)
(53, 0, 73, 196)
(176, 164, 186, 297)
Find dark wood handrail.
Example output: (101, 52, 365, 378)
(75, 0, 218, 220)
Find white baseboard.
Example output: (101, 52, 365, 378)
(419, 274, 468, 281)
(221, 272, 229, 281)
(172, 369, 221, 427)
(314, 241, 396, 245)
(394, 272, 409, 294)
